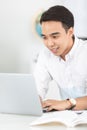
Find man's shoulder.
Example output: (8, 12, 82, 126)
(75, 37, 87, 48)
(78, 37, 87, 45)
(79, 38, 87, 49)
(77, 38, 87, 56)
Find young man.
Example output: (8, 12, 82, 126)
(34, 5, 87, 111)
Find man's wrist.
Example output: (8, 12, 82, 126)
(66, 98, 77, 110)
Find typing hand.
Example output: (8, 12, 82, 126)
(42, 99, 69, 111)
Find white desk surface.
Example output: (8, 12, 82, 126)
(0, 113, 87, 130)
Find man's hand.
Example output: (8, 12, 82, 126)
(42, 99, 70, 111)
(40, 96, 87, 111)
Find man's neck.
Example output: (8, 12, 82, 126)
(60, 37, 74, 61)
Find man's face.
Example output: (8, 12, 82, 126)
(41, 21, 74, 59)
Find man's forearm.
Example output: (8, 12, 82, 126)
(73, 96, 87, 110)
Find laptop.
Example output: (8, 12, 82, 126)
(0, 73, 43, 116)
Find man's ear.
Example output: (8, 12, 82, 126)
(68, 27, 74, 37)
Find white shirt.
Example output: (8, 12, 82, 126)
(34, 37, 87, 99)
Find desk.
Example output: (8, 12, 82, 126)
(0, 113, 87, 130)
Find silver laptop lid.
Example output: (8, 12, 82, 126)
(0, 73, 43, 116)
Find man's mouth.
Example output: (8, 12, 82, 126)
(51, 47, 59, 53)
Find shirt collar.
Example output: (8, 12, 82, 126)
(50, 36, 80, 61)
(63, 36, 80, 61)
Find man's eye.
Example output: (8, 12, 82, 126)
(42, 37, 47, 40)
(53, 36, 58, 39)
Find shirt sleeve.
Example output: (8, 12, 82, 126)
(33, 50, 52, 100)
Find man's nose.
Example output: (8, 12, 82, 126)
(47, 38, 54, 47)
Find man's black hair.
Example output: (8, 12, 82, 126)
(40, 5, 74, 31)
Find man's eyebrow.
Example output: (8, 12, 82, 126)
(41, 32, 60, 37)
(50, 32, 60, 36)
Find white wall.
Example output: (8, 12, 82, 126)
(0, 0, 87, 74)
(0, 0, 63, 73)
(63, 0, 87, 39)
